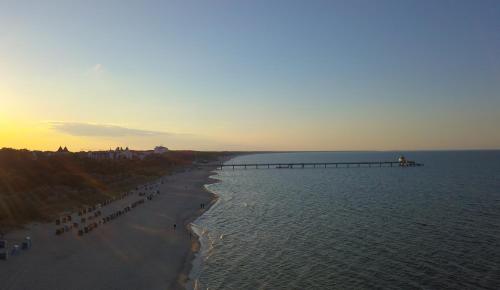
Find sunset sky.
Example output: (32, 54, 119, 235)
(1, 0, 499, 151)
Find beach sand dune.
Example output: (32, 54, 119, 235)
(0, 167, 217, 290)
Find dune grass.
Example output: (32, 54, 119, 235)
(0, 148, 225, 232)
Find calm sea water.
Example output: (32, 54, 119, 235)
(189, 151, 500, 290)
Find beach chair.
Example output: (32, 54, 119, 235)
(55, 219, 61, 225)
(11, 245, 20, 256)
(22, 237, 31, 250)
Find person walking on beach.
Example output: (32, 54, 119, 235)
(173, 224, 177, 231)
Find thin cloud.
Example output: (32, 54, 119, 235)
(49, 122, 170, 137)
(92, 63, 103, 73)
(84, 63, 105, 77)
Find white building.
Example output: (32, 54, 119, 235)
(85, 146, 167, 160)
(154, 146, 168, 154)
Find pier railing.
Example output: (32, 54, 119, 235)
(200, 161, 423, 170)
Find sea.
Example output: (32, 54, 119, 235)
(188, 151, 500, 290)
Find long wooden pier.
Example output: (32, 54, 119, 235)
(206, 161, 423, 170)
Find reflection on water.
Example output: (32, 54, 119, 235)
(189, 151, 500, 289)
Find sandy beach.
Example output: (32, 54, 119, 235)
(0, 165, 219, 290)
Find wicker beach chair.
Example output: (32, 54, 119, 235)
(22, 237, 31, 250)
(11, 245, 20, 256)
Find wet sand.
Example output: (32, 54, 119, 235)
(0, 166, 218, 290)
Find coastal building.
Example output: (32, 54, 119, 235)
(85, 146, 163, 160)
(113, 147, 133, 159)
(56, 146, 70, 155)
(87, 151, 110, 160)
(154, 146, 168, 154)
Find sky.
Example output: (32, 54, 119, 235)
(1, 0, 499, 151)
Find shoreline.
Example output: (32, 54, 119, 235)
(0, 164, 224, 290)
(177, 155, 236, 290)
(173, 171, 221, 290)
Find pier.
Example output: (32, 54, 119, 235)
(205, 161, 423, 170)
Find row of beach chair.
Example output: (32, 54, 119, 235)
(54, 178, 164, 237)
(0, 237, 31, 261)
(77, 199, 146, 237)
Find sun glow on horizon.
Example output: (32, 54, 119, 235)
(1, 1, 499, 151)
